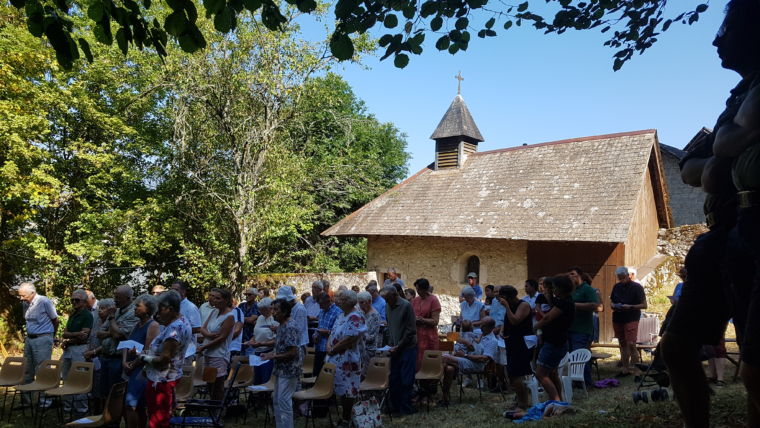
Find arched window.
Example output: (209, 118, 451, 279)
(465, 255, 480, 282)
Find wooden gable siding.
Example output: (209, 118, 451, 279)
(527, 241, 625, 343)
(624, 167, 660, 268)
(436, 139, 459, 169)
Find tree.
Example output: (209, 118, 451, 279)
(0, 5, 178, 337)
(163, 13, 407, 290)
(9, 0, 711, 71)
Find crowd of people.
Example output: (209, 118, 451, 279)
(15, 262, 657, 428)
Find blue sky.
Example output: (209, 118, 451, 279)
(328, 4, 735, 177)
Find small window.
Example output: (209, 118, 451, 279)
(465, 256, 480, 282)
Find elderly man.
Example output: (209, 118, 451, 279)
(610, 267, 647, 376)
(238, 287, 260, 355)
(18, 282, 58, 404)
(277, 286, 309, 347)
(312, 293, 341, 376)
(97, 285, 138, 401)
(150, 284, 167, 296)
(304, 281, 324, 322)
(383, 268, 405, 289)
(381, 285, 417, 415)
(170, 280, 202, 362)
(460, 287, 486, 328)
(61, 289, 94, 413)
(366, 281, 386, 323)
(85, 290, 98, 316)
(439, 317, 498, 407)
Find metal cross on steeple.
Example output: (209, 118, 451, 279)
(455, 71, 464, 95)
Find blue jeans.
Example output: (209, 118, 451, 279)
(389, 347, 416, 414)
(99, 357, 123, 400)
(568, 331, 594, 385)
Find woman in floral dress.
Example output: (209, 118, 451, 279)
(326, 289, 366, 427)
(357, 291, 382, 377)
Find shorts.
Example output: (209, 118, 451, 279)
(537, 342, 567, 369)
(451, 356, 485, 374)
(613, 321, 639, 344)
(204, 356, 229, 378)
(667, 229, 732, 346)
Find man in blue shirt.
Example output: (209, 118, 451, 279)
(383, 267, 405, 289)
(312, 293, 341, 375)
(366, 281, 387, 323)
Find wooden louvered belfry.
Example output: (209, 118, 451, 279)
(431, 93, 484, 170)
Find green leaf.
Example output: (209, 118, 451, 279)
(88, 2, 105, 21)
(115, 27, 128, 55)
(203, 0, 225, 14)
(503, 20, 512, 30)
(485, 17, 495, 29)
(213, 6, 235, 32)
(402, 5, 415, 19)
(334, 0, 354, 19)
(384, 14, 398, 28)
(165, 11, 188, 36)
(378, 34, 393, 47)
(143, 0, 151, 8)
(78, 37, 93, 62)
(695, 3, 707, 13)
(242, 0, 261, 11)
(435, 34, 449, 50)
(330, 32, 354, 60)
(517, 1, 528, 12)
(93, 21, 112, 44)
(296, 0, 316, 12)
(420, 1, 437, 17)
(26, 12, 44, 37)
(394, 53, 409, 68)
(184, 0, 198, 21)
(455, 17, 468, 30)
(448, 44, 459, 54)
(261, 4, 285, 30)
(430, 16, 442, 31)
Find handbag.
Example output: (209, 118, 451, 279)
(351, 396, 382, 428)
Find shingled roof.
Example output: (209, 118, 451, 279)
(323, 130, 671, 242)
(430, 95, 484, 142)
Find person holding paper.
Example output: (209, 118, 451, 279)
(326, 290, 366, 426)
(245, 297, 277, 384)
(497, 285, 533, 411)
(263, 298, 303, 428)
(122, 294, 160, 428)
(141, 291, 193, 428)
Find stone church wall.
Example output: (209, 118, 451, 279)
(366, 235, 528, 297)
(662, 153, 705, 226)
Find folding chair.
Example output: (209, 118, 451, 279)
(171, 365, 240, 427)
(415, 350, 443, 412)
(0, 357, 25, 419)
(246, 376, 274, 427)
(65, 381, 127, 427)
(8, 359, 61, 421)
(359, 357, 390, 410)
(293, 363, 337, 428)
(39, 361, 94, 427)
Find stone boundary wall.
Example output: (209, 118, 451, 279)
(248, 272, 378, 296)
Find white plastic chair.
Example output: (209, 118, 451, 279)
(562, 348, 592, 401)
(525, 375, 544, 405)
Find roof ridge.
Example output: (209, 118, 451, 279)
(474, 129, 657, 156)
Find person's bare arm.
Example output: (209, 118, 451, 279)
(680, 157, 708, 187)
(328, 335, 359, 355)
(535, 306, 563, 331)
(198, 315, 234, 353)
(713, 122, 760, 157)
(506, 301, 530, 326)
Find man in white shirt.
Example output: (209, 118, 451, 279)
(171, 280, 202, 361)
(521, 279, 539, 310)
(277, 286, 309, 347)
(304, 281, 324, 321)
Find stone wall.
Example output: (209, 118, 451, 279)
(366, 235, 528, 296)
(662, 153, 706, 226)
(248, 272, 378, 297)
